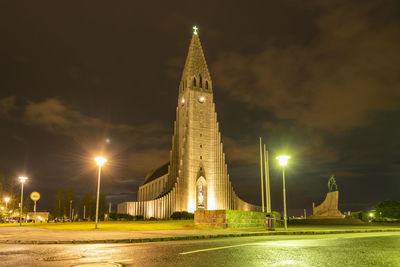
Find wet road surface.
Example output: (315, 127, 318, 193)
(0, 232, 399, 266)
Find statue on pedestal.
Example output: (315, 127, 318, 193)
(328, 175, 338, 192)
(310, 175, 343, 218)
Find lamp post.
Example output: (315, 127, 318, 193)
(70, 200, 72, 221)
(276, 156, 290, 230)
(4, 197, 10, 211)
(94, 156, 107, 229)
(18, 176, 28, 226)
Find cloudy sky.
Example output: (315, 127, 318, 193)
(1, 0, 399, 215)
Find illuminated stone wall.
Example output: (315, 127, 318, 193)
(194, 210, 266, 228)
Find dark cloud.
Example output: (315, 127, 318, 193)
(0, 96, 16, 117)
(24, 98, 102, 134)
(21, 98, 171, 148)
(126, 148, 170, 178)
(213, 0, 400, 133)
(223, 136, 259, 164)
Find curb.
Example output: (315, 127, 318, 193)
(1, 228, 399, 245)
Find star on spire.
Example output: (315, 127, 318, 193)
(193, 26, 198, 35)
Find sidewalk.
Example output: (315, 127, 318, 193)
(1, 226, 399, 244)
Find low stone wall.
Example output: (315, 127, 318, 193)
(195, 210, 266, 228)
(195, 210, 226, 228)
(226, 210, 267, 228)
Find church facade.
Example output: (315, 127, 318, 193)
(118, 29, 260, 219)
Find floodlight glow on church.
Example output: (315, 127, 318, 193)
(118, 27, 260, 218)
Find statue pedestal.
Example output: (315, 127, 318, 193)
(309, 191, 343, 219)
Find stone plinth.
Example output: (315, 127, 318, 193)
(195, 210, 266, 228)
(310, 191, 343, 219)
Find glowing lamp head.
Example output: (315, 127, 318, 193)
(276, 156, 291, 166)
(369, 212, 374, 217)
(18, 176, 28, 183)
(94, 156, 107, 167)
(4, 197, 10, 203)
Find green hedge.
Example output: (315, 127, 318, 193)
(171, 211, 194, 220)
(347, 211, 370, 222)
(108, 213, 144, 221)
(372, 217, 400, 223)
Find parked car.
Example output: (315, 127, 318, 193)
(1, 217, 18, 223)
(54, 217, 71, 223)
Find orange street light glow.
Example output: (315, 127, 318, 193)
(94, 156, 107, 167)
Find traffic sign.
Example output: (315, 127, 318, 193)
(30, 192, 40, 201)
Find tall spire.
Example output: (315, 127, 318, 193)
(181, 26, 211, 85)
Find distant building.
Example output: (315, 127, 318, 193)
(118, 28, 260, 219)
(26, 212, 50, 222)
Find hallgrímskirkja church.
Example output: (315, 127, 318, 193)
(118, 28, 260, 218)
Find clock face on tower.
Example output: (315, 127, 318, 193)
(181, 98, 185, 106)
(198, 96, 205, 103)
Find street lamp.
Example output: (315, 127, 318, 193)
(70, 200, 73, 221)
(4, 197, 10, 210)
(276, 156, 290, 230)
(94, 156, 107, 229)
(18, 176, 28, 226)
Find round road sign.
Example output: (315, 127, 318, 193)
(30, 191, 40, 201)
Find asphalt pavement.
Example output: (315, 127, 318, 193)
(0, 231, 399, 266)
(1, 225, 399, 244)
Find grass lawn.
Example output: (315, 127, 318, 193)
(0, 220, 196, 231)
(1, 220, 399, 232)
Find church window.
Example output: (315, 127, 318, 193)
(193, 78, 197, 87)
(200, 156, 202, 159)
(199, 75, 203, 88)
(205, 81, 209, 89)
(200, 133, 202, 137)
(200, 144, 202, 148)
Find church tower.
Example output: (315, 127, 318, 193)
(169, 26, 251, 213)
(170, 26, 218, 212)
(119, 27, 259, 218)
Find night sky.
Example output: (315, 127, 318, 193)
(1, 1, 399, 216)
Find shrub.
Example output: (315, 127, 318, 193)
(134, 215, 144, 221)
(374, 200, 400, 219)
(348, 211, 370, 222)
(171, 211, 194, 220)
(372, 217, 400, 223)
(108, 213, 135, 221)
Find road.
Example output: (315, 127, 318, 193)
(0, 232, 399, 266)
